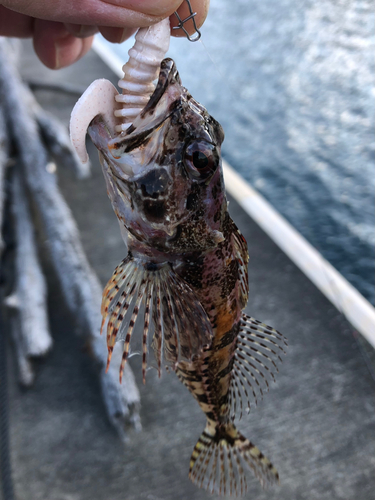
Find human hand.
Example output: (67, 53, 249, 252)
(0, 0, 209, 69)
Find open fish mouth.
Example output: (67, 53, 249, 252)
(105, 59, 184, 177)
(87, 58, 183, 179)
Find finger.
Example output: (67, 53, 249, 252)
(33, 19, 94, 69)
(99, 26, 136, 44)
(64, 23, 99, 38)
(99, 0, 182, 18)
(170, 0, 210, 37)
(0, 6, 33, 37)
(0, 0, 181, 28)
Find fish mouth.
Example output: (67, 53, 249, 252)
(87, 58, 183, 179)
(107, 58, 182, 162)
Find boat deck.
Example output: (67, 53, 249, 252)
(2, 43, 374, 500)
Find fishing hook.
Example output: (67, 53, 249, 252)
(173, 0, 202, 42)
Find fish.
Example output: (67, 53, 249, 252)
(87, 57, 287, 496)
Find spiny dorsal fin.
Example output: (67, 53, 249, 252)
(101, 255, 213, 383)
(189, 422, 279, 496)
(228, 313, 287, 420)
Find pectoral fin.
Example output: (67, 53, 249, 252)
(101, 255, 213, 383)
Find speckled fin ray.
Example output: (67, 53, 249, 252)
(228, 314, 287, 420)
(231, 220, 249, 308)
(189, 422, 279, 496)
(101, 255, 213, 382)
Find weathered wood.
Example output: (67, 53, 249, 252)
(0, 106, 8, 253)
(7, 313, 35, 387)
(0, 39, 140, 435)
(3, 169, 52, 384)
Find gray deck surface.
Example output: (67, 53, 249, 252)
(2, 43, 375, 500)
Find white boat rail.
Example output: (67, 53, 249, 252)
(223, 161, 375, 348)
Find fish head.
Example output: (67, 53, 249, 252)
(88, 58, 226, 254)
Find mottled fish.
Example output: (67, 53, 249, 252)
(88, 58, 287, 496)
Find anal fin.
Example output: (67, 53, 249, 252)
(228, 313, 287, 419)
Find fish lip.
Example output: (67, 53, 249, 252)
(138, 58, 181, 119)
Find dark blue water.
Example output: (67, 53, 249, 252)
(104, 0, 375, 304)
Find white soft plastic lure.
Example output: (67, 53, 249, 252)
(70, 18, 170, 166)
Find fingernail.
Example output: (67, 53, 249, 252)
(119, 27, 136, 43)
(54, 36, 83, 69)
(65, 23, 98, 38)
(99, 26, 136, 44)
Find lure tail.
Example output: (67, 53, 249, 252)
(189, 422, 279, 496)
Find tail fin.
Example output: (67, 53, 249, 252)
(189, 422, 279, 496)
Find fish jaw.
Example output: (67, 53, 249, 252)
(107, 58, 182, 160)
(86, 60, 183, 182)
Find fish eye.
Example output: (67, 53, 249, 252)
(183, 141, 219, 180)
